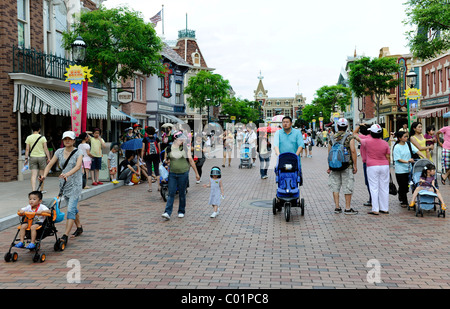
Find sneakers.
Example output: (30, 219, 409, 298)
(335, 208, 359, 215)
(344, 208, 359, 215)
(178, 213, 185, 218)
(161, 213, 170, 220)
(112, 180, 119, 184)
(210, 212, 217, 218)
(126, 182, 134, 186)
(26, 243, 36, 249)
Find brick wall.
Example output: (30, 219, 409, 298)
(0, 0, 19, 181)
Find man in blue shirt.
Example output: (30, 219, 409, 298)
(273, 116, 304, 156)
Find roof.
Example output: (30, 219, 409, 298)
(161, 42, 191, 68)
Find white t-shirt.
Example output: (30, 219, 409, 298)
(78, 143, 91, 162)
(20, 204, 49, 223)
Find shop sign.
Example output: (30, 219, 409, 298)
(161, 63, 173, 98)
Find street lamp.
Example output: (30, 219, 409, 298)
(72, 36, 87, 64)
(406, 68, 417, 88)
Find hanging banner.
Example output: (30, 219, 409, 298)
(65, 65, 93, 136)
(405, 88, 421, 128)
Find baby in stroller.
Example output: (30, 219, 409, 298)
(15, 191, 51, 249)
(409, 162, 447, 213)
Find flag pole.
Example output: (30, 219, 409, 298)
(162, 4, 164, 36)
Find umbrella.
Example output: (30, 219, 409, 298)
(257, 126, 281, 133)
(121, 138, 143, 151)
(161, 123, 174, 128)
(271, 115, 285, 122)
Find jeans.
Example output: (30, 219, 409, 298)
(259, 155, 270, 177)
(118, 168, 133, 184)
(164, 171, 189, 216)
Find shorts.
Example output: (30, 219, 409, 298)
(64, 196, 80, 220)
(443, 148, 450, 171)
(91, 157, 102, 170)
(109, 167, 117, 175)
(82, 159, 92, 170)
(29, 156, 47, 170)
(328, 168, 354, 194)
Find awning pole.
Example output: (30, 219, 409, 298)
(17, 111, 23, 181)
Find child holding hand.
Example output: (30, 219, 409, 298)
(15, 191, 51, 249)
(203, 166, 224, 218)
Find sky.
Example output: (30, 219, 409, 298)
(103, 0, 413, 104)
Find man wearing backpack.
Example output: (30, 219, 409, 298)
(141, 126, 161, 192)
(327, 118, 358, 215)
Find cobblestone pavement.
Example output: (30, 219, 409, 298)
(1, 145, 450, 289)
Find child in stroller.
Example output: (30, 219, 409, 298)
(239, 143, 252, 169)
(409, 161, 446, 217)
(272, 152, 305, 222)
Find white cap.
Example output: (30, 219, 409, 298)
(62, 131, 76, 140)
(369, 124, 382, 133)
(337, 118, 348, 127)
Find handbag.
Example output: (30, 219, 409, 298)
(389, 172, 398, 195)
(53, 197, 65, 223)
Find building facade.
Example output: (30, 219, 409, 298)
(254, 73, 306, 124)
(1, 0, 126, 182)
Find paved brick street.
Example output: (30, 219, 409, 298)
(1, 145, 450, 289)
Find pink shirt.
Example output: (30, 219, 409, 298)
(358, 134, 372, 163)
(440, 126, 450, 150)
(361, 137, 390, 166)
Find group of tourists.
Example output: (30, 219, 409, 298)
(328, 118, 449, 216)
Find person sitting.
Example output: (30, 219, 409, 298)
(118, 150, 140, 186)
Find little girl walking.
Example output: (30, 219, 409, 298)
(204, 166, 224, 218)
(410, 163, 447, 210)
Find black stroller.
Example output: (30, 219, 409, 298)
(4, 183, 66, 263)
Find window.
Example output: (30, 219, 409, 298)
(17, 0, 29, 47)
(176, 82, 182, 104)
(140, 79, 143, 100)
(192, 52, 200, 67)
(439, 70, 443, 93)
(266, 109, 272, 118)
(54, 3, 68, 57)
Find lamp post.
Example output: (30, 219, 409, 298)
(71, 36, 86, 64)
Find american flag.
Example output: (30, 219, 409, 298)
(150, 10, 162, 26)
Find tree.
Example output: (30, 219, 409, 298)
(63, 6, 164, 141)
(310, 85, 352, 122)
(348, 57, 401, 123)
(221, 97, 260, 124)
(404, 0, 450, 60)
(184, 71, 231, 119)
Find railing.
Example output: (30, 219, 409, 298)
(11, 45, 105, 90)
(178, 29, 196, 39)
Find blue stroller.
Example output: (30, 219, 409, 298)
(409, 158, 445, 218)
(272, 152, 305, 222)
(238, 143, 252, 169)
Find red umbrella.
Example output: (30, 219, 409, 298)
(257, 126, 281, 133)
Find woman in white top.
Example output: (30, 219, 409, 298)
(77, 132, 94, 189)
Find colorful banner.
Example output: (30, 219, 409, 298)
(70, 83, 83, 135)
(65, 65, 93, 136)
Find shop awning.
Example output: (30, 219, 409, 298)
(13, 84, 126, 121)
(416, 106, 450, 119)
(119, 111, 138, 123)
(160, 114, 184, 124)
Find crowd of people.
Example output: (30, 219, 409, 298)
(20, 116, 450, 249)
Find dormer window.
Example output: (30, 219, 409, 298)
(192, 50, 200, 67)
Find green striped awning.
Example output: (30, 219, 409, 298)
(13, 84, 126, 121)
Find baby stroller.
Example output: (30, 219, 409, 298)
(239, 143, 252, 169)
(409, 158, 445, 218)
(272, 152, 305, 222)
(4, 184, 65, 263)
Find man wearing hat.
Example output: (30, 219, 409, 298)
(327, 118, 358, 215)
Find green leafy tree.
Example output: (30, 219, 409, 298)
(221, 97, 260, 124)
(63, 6, 164, 141)
(310, 85, 352, 122)
(348, 57, 401, 123)
(404, 0, 450, 60)
(184, 71, 231, 118)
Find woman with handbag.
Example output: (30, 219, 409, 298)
(40, 131, 83, 247)
(360, 124, 391, 215)
(393, 131, 424, 207)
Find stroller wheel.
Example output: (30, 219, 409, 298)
(272, 198, 277, 215)
(40, 253, 46, 263)
(12, 252, 18, 262)
(300, 198, 305, 216)
(32, 253, 40, 263)
(284, 202, 291, 222)
(4, 252, 11, 262)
